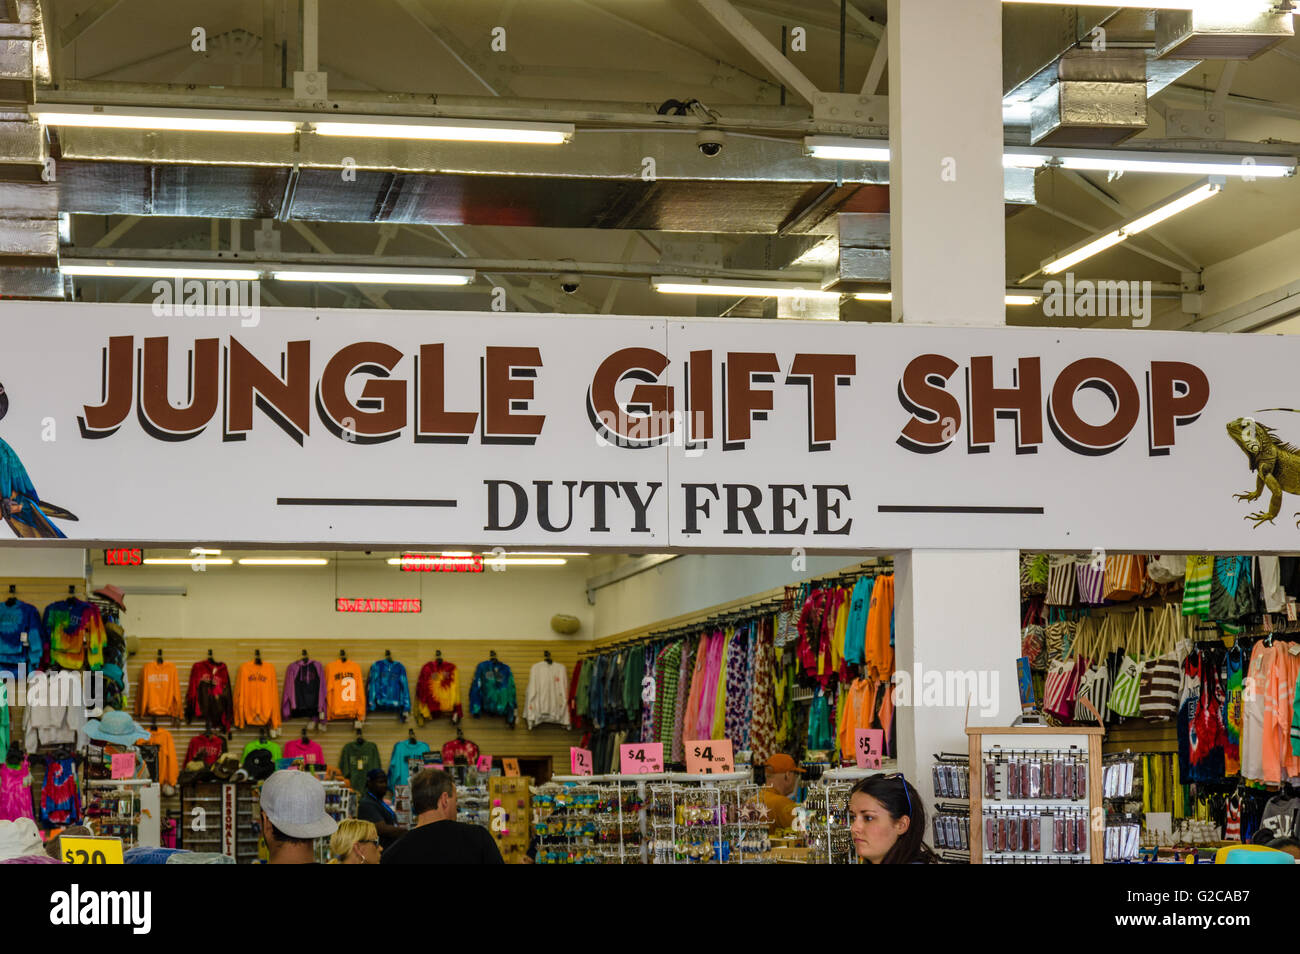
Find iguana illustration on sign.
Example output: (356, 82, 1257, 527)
(1228, 413, 1300, 528)
(0, 382, 78, 538)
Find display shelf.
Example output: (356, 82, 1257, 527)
(966, 726, 1104, 865)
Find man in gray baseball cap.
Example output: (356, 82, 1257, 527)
(259, 770, 338, 865)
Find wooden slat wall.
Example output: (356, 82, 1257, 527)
(1103, 721, 1179, 755)
(129, 636, 585, 787)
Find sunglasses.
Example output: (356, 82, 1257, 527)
(881, 772, 913, 816)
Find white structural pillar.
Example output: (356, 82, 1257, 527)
(886, 0, 1022, 801)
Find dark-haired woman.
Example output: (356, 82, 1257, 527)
(847, 773, 940, 864)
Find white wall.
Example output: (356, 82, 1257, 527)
(89, 552, 595, 643)
(0, 547, 87, 578)
(591, 553, 864, 638)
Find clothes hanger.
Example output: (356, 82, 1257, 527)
(4, 584, 15, 607)
(206, 649, 214, 662)
(544, 650, 553, 665)
(300, 726, 309, 743)
(301, 649, 309, 662)
(254, 649, 262, 665)
(435, 649, 442, 662)
(408, 728, 417, 743)
(259, 725, 267, 743)
(355, 727, 365, 744)
(384, 648, 392, 661)
(339, 649, 348, 662)
(489, 649, 497, 662)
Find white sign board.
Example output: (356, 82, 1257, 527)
(0, 302, 1292, 552)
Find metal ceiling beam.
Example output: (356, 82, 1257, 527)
(393, 0, 514, 97)
(1181, 276, 1300, 334)
(1030, 201, 1189, 276)
(286, 221, 389, 308)
(568, 0, 775, 98)
(57, 0, 119, 48)
(90, 214, 140, 248)
(862, 32, 886, 96)
(695, 0, 821, 105)
(57, 246, 826, 283)
(1059, 168, 1199, 270)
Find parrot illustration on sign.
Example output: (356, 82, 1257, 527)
(0, 382, 78, 538)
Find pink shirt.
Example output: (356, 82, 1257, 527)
(283, 739, 325, 767)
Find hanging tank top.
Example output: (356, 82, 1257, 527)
(1224, 647, 1244, 775)
(0, 758, 34, 822)
(1225, 793, 1242, 842)
(40, 756, 81, 828)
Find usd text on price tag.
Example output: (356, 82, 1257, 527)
(570, 747, 594, 776)
(686, 739, 734, 774)
(620, 741, 663, 774)
(854, 729, 884, 769)
(61, 836, 124, 865)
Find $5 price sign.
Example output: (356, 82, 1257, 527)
(854, 729, 884, 769)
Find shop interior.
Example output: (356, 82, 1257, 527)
(6, 544, 1296, 864)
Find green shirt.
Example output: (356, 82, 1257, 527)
(339, 739, 381, 793)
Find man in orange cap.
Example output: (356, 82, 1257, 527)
(760, 753, 804, 832)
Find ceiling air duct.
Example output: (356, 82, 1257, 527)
(1029, 49, 1148, 148)
(1155, 6, 1294, 60)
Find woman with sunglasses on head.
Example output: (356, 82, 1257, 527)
(848, 773, 940, 864)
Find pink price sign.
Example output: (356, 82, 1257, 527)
(109, 753, 135, 779)
(685, 739, 734, 775)
(476, 755, 493, 774)
(854, 729, 884, 769)
(619, 742, 663, 775)
(570, 747, 594, 776)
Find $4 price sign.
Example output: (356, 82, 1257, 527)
(570, 746, 594, 776)
(620, 741, 664, 774)
(854, 729, 884, 769)
(686, 739, 734, 774)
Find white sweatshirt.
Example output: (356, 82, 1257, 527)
(523, 660, 571, 730)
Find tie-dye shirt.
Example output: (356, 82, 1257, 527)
(41, 599, 105, 670)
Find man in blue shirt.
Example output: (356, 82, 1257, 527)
(356, 769, 406, 850)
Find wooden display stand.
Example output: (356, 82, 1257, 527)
(966, 725, 1105, 865)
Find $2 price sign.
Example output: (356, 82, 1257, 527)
(570, 747, 594, 776)
(854, 729, 884, 769)
(686, 739, 734, 774)
(619, 741, 664, 774)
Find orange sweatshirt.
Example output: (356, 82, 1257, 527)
(864, 573, 895, 680)
(233, 660, 281, 728)
(136, 661, 183, 718)
(149, 728, 178, 787)
(325, 659, 365, 722)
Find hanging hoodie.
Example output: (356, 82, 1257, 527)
(523, 659, 571, 730)
(149, 728, 178, 787)
(281, 658, 327, 723)
(366, 658, 412, 717)
(325, 658, 366, 722)
(42, 599, 106, 671)
(469, 659, 517, 727)
(233, 660, 281, 729)
(186, 659, 234, 733)
(136, 661, 183, 719)
(0, 600, 42, 671)
(416, 659, 462, 722)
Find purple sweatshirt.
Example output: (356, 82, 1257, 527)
(281, 659, 327, 722)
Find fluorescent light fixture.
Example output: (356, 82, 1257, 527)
(142, 558, 234, 566)
(271, 266, 474, 286)
(1003, 146, 1294, 179)
(1123, 180, 1224, 235)
(441, 551, 474, 557)
(853, 292, 1044, 305)
(486, 551, 589, 556)
(653, 277, 841, 299)
(312, 115, 573, 145)
(61, 261, 261, 281)
(1040, 176, 1224, 275)
(192, 549, 223, 555)
(387, 556, 566, 567)
(1041, 231, 1126, 276)
(1003, 0, 1195, 7)
(237, 558, 329, 566)
(804, 136, 890, 162)
(30, 104, 299, 134)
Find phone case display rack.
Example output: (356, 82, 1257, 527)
(1102, 752, 1142, 862)
(966, 726, 1104, 865)
(932, 753, 971, 863)
(84, 779, 162, 850)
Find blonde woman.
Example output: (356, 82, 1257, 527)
(328, 819, 382, 865)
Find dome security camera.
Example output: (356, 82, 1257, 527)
(560, 273, 581, 294)
(696, 129, 725, 158)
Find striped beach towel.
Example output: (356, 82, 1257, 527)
(1047, 555, 1077, 606)
(1182, 555, 1213, 617)
(1076, 558, 1106, 605)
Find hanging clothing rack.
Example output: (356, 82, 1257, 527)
(579, 560, 890, 657)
